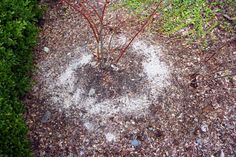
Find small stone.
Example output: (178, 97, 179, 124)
(41, 111, 51, 123)
(131, 139, 141, 147)
(43, 47, 50, 53)
(201, 124, 208, 132)
(220, 150, 225, 157)
(196, 138, 202, 145)
(88, 88, 96, 97)
(131, 120, 135, 125)
(90, 61, 96, 66)
(111, 64, 119, 71)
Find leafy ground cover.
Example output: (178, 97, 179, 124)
(122, 0, 235, 47)
(0, 0, 41, 156)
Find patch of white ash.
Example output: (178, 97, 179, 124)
(51, 52, 93, 108)
(58, 53, 93, 85)
(132, 40, 169, 88)
(37, 35, 170, 141)
(82, 95, 150, 117)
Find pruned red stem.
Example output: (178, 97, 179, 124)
(61, 0, 99, 43)
(115, 0, 163, 63)
(85, 2, 103, 22)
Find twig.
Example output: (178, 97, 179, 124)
(223, 14, 236, 21)
(115, 0, 163, 63)
(102, 0, 110, 21)
(204, 37, 236, 63)
(62, 0, 162, 65)
(61, 0, 99, 42)
(85, 2, 103, 22)
(107, 29, 114, 49)
(191, 36, 236, 75)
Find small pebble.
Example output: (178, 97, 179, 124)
(131, 139, 141, 147)
(131, 120, 135, 125)
(90, 61, 97, 66)
(41, 111, 51, 123)
(220, 150, 225, 157)
(43, 47, 50, 53)
(88, 88, 96, 96)
(196, 138, 202, 145)
(201, 124, 208, 132)
(111, 64, 119, 71)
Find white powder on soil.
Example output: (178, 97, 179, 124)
(132, 40, 169, 86)
(83, 95, 150, 117)
(58, 53, 93, 85)
(37, 35, 170, 142)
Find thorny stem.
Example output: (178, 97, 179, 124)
(96, 0, 110, 63)
(115, 0, 163, 63)
(62, 0, 162, 65)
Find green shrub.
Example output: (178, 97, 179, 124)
(0, 0, 41, 156)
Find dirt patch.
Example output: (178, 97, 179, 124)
(34, 31, 170, 135)
(25, 1, 236, 156)
(69, 49, 146, 101)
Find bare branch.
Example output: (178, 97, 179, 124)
(115, 0, 163, 63)
(61, 0, 99, 42)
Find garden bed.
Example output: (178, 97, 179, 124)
(25, 0, 236, 156)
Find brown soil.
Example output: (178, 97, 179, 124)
(24, 0, 236, 157)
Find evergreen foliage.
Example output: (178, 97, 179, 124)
(0, 0, 41, 156)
